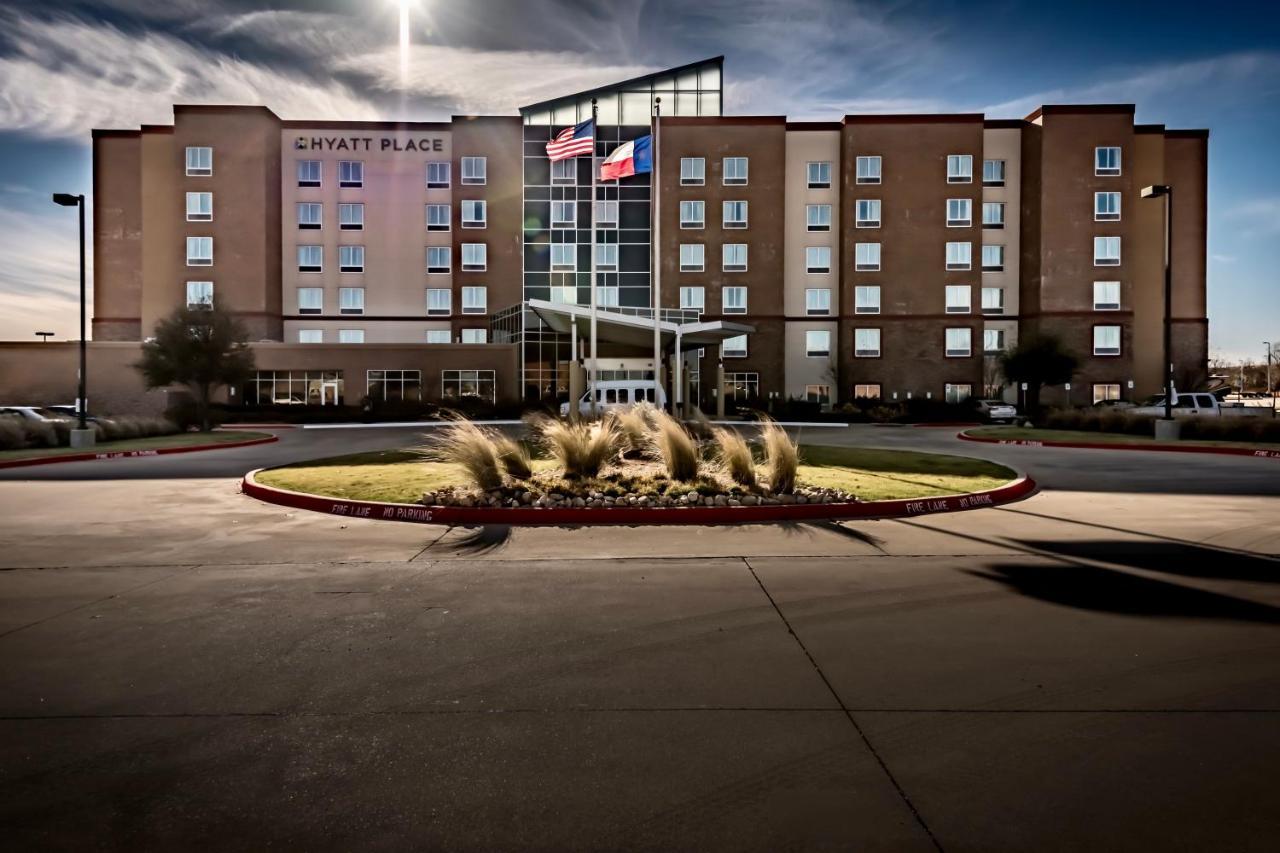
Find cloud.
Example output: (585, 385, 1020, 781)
(1223, 198, 1280, 238)
(0, 205, 88, 341)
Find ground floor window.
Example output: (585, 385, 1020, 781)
(805, 384, 830, 404)
(945, 383, 973, 404)
(246, 371, 343, 406)
(1093, 383, 1122, 404)
(442, 369, 495, 403)
(723, 372, 759, 401)
(367, 369, 422, 402)
(854, 384, 881, 400)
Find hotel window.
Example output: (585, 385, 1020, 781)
(185, 281, 213, 308)
(982, 159, 1006, 186)
(946, 241, 972, 270)
(945, 285, 972, 314)
(723, 156, 748, 185)
(855, 242, 880, 271)
(1093, 383, 1121, 404)
(297, 287, 322, 314)
(854, 285, 880, 314)
(679, 243, 704, 272)
(462, 200, 487, 228)
(984, 328, 1006, 352)
(722, 244, 747, 272)
(982, 244, 1005, 272)
(982, 202, 1005, 228)
(680, 286, 705, 311)
(854, 384, 882, 399)
(723, 335, 748, 358)
(945, 327, 972, 357)
(1094, 236, 1121, 266)
(1094, 325, 1121, 356)
(1095, 191, 1121, 221)
(461, 286, 487, 314)
(425, 330, 451, 344)
(426, 288, 451, 316)
(549, 285, 577, 304)
(551, 158, 576, 185)
(298, 329, 322, 344)
(855, 199, 881, 228)
(550, 242, 576, 271)
(426, 161, 450, 188)
(186, 192, 212, 222)
(297, 160, 321, 187)
(855, 156, 881, 184)
(806, 246, 831, 274)
(806, 288, 832, 315)
(443, 368, 495, 401)
(460, 328, 487, 344)
(298, 245, 323, 273)
(461, 156, 486, 185)
(947, 198, 972, 227)
(1095, 146, 1121, 176)
(855, 328, 881, 357)
(339, 245, 364, 273)
(595, 243, 618, 271)
(807, 161, 832, 188)
(724, 371, 758, 398)
(722, 286, 747, 314)
(461, 243, 487, 271)
(806, 204, 831, 231)
(426, 204, 450, 232)
(945, 383, 973, 404)
(723, 200, 748, 228)
(681, 157, 705, 185)
(806, 330, 831, 358)
(367, 369, 422, 402)
(981, 286, 1005, 315)
(595, 200, 618, 226)
(185, 146, 212, 176)
(297, 203, 322, 230)
(339, 287, 364, 315)
(339, 203, 363, 231)
(550, 200, 576, 228)
(1094, 281, 1121, 310)
(806, 385, 831, 404)
(339, 329, 364, 344)
(947, 154, 973, 183)
(680, 200, 705, 228)
(186, 236, 213, 266)
(427, 246, 451, 273)
(597, 285, 619, 308)
(338, 160, 363, 188)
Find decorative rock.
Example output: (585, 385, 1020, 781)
(778, 494, 795, 504)
(573, 497, 586, 508)
(686, 490, 699, 502)
(713, 495, 728, 507)
(796, 495, 808, 504)
(741, 495, 758, 506)
(727, 498, 741, 507)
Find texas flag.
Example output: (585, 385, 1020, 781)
(599, 135, 653, 181)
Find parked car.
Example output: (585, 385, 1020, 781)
(46, 404, 100, 422)
(1131, 391, 1263, 418)
(974, 399, 1018, 423)
(560, 381, 667, 417)
(0, 406, 74, 423)
(1092, 399, 1136, 409)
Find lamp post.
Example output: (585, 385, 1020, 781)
(1140, 184, 1176, 438)
(52, 192, 93, 447)
(1266, 341, 1275, 419)
(35, 332, 54, 342)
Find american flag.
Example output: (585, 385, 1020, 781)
(545, 118, 595, 162)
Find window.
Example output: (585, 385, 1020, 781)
(425, 330, 451, 344)
(595, 243, 618, 271)
(982, 202, 1005, 228)
(1094, 325, 1121, 355)
(461, 243, 486, 271)
(298, 329, 322, 344)
(945, 327, 972, 357)
(947, 154, 973, 183)
(723, 200, 748, 228)
(462, 286, 487, 314)
(723, 156, 748, 185)
(1093, 383, 1121, 404)
(1094, 281, 1121, 310)
(807, 161, 832, 188)
(426, 288, 451, 316)
(680, 200, 705, 228)
(855, 199, 881, 228)
(854, 285, 880, 315)
(982, 244, 1005, 272)
(982, 159, 1005, 186)
(945, 383, 973, 404)
(945, 285, 972, 314)
(550, 243, 575, 271)
(185, 146, 212, 176)
(681, 157, 705, 185)
(368, 369, 422, 402)
(947, 198, 972, 227)
(338, 160, 363, 188)
(722, 286, 747, 314)
(297, 245, 322, 272)
(339, 245, 364, 273)
(427, 246, 451, 273)
(549, 284, 577, 305)
(854, 384, 881, 399)
(806, 330, 831, 358)
(551, 158, 576, 184)
(806, 204, 831, 231)
(297, 287, 322, 314)
(461, 156, 486, 185)
(854, 328, 881, 357)
(339, 287, 365, 314)
(185, 281, 213, 308)
(296, 202, 322, 230)
(551, 200, 575, 228)
(460, 328, 487, 344)
(723, 335, 748, 357)
(722, 244, 747, 272)
(1095, 191, 1121, 221)
(805, 246, 831, 274)
(426, 204, 450, 232)
(186, 192, 212, 222)
(983, 328, 1006, 352)
(297, 160, 321, 187)
(186, 236, 212, 266)
(461, 200, 487, 229)
(856, 156, 881, 184)
(596, 286, 619, 307)
(246, 370, 344, 406)
(805, 385, 831, 405)
(680, 286, 705, 311)
(339, 203, 363, 231)
(1094, 236, 1121, 266)
(946, 242, 972, 270)
(443, 368, 495, 401)
(679, 243, 704, 272)
(595, 200, 618, 226)
(981, 286, 1005, 315)
(855, 242, 881, 271)
(806, 288, 832, 315)
(724, 371, 758, 396)
(426, 161, 450, 188)
(1095, 146, 1121, 176)
(338, 329, 364, 344)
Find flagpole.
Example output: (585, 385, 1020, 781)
(651, 97, 663, 411)
(589, 98, 599, 419)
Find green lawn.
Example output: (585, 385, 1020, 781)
(965, 426, 1279, 450)
(0, 431, 271, 462)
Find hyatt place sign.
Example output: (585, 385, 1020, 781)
(295, 136, 444, 152)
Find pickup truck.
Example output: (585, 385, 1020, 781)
(1131, 392, 1267, 418)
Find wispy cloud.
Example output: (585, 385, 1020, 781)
(0, 205, 88, 340)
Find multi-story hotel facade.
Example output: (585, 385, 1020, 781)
(3, 56, 1208, 414)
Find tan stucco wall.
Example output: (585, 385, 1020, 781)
(982, 127, 1021, 317)
(784, 129, 840, 318)
(282, 319, 457, 344)
(784, 320, 838, 400)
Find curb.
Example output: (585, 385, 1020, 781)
(0, 434, 279, 470)
(958, 431, 1280, 460)
(240, 470, 1038, 527)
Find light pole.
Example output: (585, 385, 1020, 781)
(1140, 184, 1176, 438)
(1266, 341, 1275, 419)
(52, 192, 93, 447)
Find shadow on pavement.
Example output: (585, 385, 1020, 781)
(432, 524, 514, 555)
(1013, 539, 1280, 585)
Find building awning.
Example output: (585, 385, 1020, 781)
(526, 299, 753, 353)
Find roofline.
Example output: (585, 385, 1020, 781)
(91, 128, 142, 139)
(1166, 129, 1210, 139)
(664, 116, 785, 126)
(519, 55, 724, 113)
(842, 113, 985, 125)
(1023, 104, 1135, 121)
(281, 120, 454, 131)
(984, 118, 1027, 130)
(786, 121, 842, 131)
(174, 104, 281, 119)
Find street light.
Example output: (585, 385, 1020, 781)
(1266, 341, 1275, 419)
(35, 331, 54, 342)
(1140, 184, 1175, 435)
(52, 192, 93, 447)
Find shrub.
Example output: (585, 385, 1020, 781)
(21, 419, 58, 448)
(0, 416, 24, 450)
(534, 416, 620, 479)
(424, 418, 504, 491)
(650, 409, 699, 481)
(710, 426, 756, 487)
(615, 403, 656, 458)
(493, 433, 533, 480)
(760, 419, 798, 494)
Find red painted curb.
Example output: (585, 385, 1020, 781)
(0, 434, 279, 470)
(241, 470, 1037, 527)
(220, 423, 297, 429)
(914, 422, 983, 428)
(958, 431, 1280, 459)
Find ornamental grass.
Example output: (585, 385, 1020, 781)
(615, 403, 656, 458)
(650, 408, 700, 481)
(493, 433, 533, 480)
(760, 418, 799, 494)
(710, 425, 756, 487)
(424, 418, 504, 491)
(533, 415, 621, 479)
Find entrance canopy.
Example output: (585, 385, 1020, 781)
(527, 299, 753, 353)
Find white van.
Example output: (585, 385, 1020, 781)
(559, 381, 667, 416)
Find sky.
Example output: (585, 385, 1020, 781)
(0, 0, 1277, 361)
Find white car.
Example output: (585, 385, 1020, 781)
(560, 381, 667, 417)
(974, 399, 1018, 423)
(0, 406, 74, 423)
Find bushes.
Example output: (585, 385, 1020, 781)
(615, 404, 656, 458)
(1037, 408, 1280, 444)
(492, 434, 533, 480)
(1040, 408, 1154, 436)
(0, 417, 23, 451)
(98, 416, 181, 442)
(649, 409, 699, 482)
(760, 419, 798, 494)
(711, 426, 756, 487)
(425, 419, 504, 491)
(532, 416, 620, 479)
